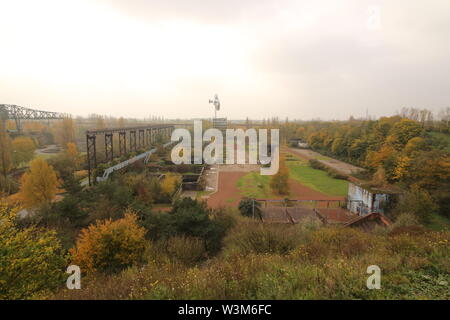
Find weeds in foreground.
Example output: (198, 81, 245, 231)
(52, 220, 450, 300)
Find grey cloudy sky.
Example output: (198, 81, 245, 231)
(1, 0, 449, 120)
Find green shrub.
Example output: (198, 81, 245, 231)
(327, 169, 348, 180)
(393, 187, 438, 224)
(308, 159, 348, 180)
(238, 198, 261, 218)
(141, 198, 232, 255)
(309, 159, 325, 170)
(55, 194, 88, 224)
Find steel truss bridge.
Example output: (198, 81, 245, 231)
(0, 104, 65, 131)
(86, 125, 175, 185)
(1, 104, 180, 186)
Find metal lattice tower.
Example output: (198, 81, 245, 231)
(85, 124, 174, 185)
(0, 104, 64, 131)
(105, 133, 114, 162)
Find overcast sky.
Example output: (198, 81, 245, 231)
(1, 0, 449, 120)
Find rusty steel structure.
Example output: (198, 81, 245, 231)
(0, 104, 64, 132)
(86, 125, 174, 186)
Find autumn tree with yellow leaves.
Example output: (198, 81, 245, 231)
(161, 173, 181, 196)
(19, 158, 60, 208)
(11, 136, 36, 167)
(55, 116, 76, 148)
(65, 142, 81, 169)
(70, 211, 147, 273)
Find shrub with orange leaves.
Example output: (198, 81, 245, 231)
(70, 212, 147, 273)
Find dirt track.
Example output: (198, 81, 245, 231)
(207, 172, 344, 209)
(207, 172, 246, 208)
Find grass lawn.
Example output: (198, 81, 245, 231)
(237, 155, 349, 198)
(429, 131, 450, 151)
(285, 156, 349, 197)
(196, 190, 212, 200)
(34, 153, 58, 160)
(237, 172, 276, 198)
(427, 213, 450, 231)
(15, 152, 60, 168)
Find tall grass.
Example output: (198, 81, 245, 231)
(177, 226, 448, 299)
(52, 221, 450, 300)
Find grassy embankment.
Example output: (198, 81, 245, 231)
(237, 153, 348, 198)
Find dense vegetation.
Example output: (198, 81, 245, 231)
(52, 216, 449, 300)
(1, 114, 449, 300)
(0, 204, 66, 299)
(285, 115, 450, 221)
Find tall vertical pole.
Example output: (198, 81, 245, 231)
(252, 198, 255, 219)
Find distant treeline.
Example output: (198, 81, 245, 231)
(283, 113, 450, 218)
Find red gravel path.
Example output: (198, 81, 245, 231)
(207, 172, 246, 209)
(207, 172, 344, 209)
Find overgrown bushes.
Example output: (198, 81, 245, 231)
(392, 187, 438, 224)
(70, 212, 147, 274)
(0, 204, 67, 299)
(154, 236, 207, 266)
(141, 198, 234, 256)
(222, 221, 304, 256)
(53, 225, 450, 300)
(297, 117, 450, 221)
